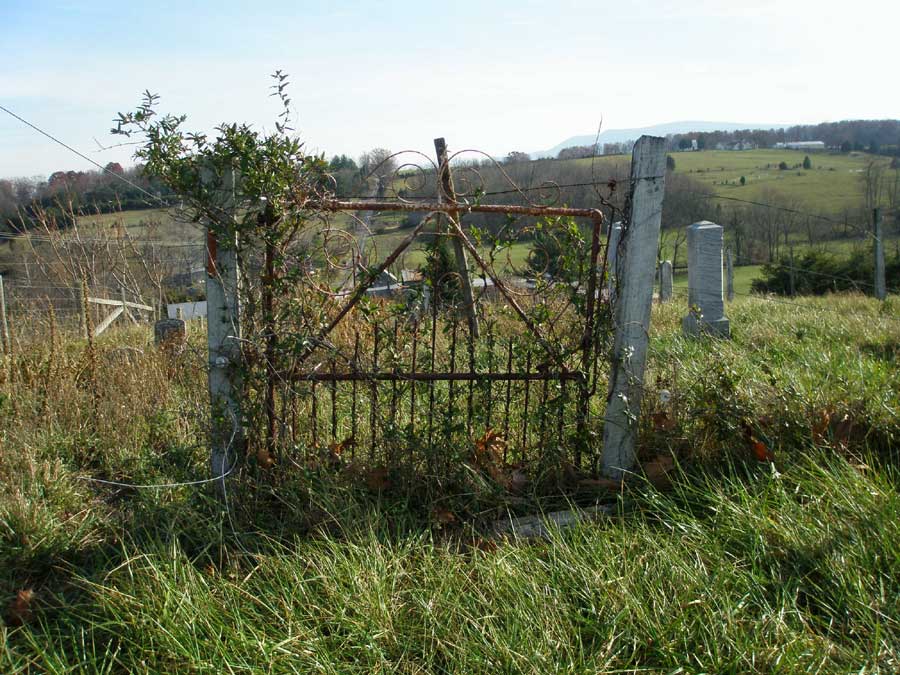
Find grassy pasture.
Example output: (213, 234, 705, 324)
(76, 207, 202, 244)
(571, 149, 888, 214)
(1, 292, 898, 672)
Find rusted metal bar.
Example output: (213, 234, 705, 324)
(390, 318, 398, 429)
(427, 303, 437, 449)
(445, 216, 564, 367)
(323, 198, 603, 220)
(370, 325, 379, 457)
(503, 338, 513, 460)
(558, 378, 567, 449)
(291, 217, 431, 371)
(575, 214, 605, 467)
(311, 380, 318, 448)
(486, 324, 495, 429)
(289, 371, 583, 382)
(447, 319, 458, 438)
(330, 358, 337, 442)
(410, 320, 418, 434)
(522, 351, 532, 456)
(466, 323, 475, 434)
(351, 332, 359, 458)
(538, 378, 549, 448)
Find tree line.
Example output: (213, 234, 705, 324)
(0, 163, 174, 232)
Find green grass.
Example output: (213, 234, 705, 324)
(76, 207, 202, 244)
(1, 292, 898, 672)
(672, 264, 763, 296)
(572, 149, 889, 214)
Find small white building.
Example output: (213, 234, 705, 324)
(775, 141, 826, 151)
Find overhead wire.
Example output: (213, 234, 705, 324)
(0, 103, 168, 207)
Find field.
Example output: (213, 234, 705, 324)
(2, 293, 898, 672)
(572, 148, 890, 214)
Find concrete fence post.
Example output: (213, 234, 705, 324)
(659, 260, 673, 302)
(205, 167, 244, 492)
(682, 221, 730, 338)
(602, 136, 667, 479)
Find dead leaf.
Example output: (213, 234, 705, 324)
(752, 439, 774, 462)
(832, 414, 854, 450)
(431, 507, 456, 528)
(811, 408, 832, 445)
(256, 447, 275, 469)
(365, 466, 391, 492)
(643, 454, 675, 488)
(6, 589, 35, 627)
(471, 430, 511, 486)
(652, 410, 676, 431)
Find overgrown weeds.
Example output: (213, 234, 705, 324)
(0, 293, 898, 672)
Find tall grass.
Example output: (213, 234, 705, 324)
(1, 293, 898, 672)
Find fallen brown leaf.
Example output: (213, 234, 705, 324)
(256, 447, 275, 469)
(811, 408, 832, 445)
(643, 454, 675, 488)
(431, 507, 456, 528)
(651, 410, 677, 431)
(365, 466, 392, 492)
(752, 439, 774, 462)
(6, 589, 35, 627)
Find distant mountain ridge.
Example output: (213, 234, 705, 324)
(531, 121, 787, 159)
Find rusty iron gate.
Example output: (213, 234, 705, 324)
(255, 144, 615, 476)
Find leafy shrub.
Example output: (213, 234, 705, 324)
(751, 249, 900, 295)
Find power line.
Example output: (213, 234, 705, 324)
(0, 103, 165, 206)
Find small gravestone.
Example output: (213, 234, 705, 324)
(659, 260, 673, 301)
(155, 318, 187, 353)
(682, 221, 730, 338)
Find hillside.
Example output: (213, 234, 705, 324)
(532, 121, 784, 158)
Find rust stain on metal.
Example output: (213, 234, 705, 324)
(322, 199, 603, 221)
(206, 229, 218, 276)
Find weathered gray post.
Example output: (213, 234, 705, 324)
(434, 138, 479, 338)
(205, 168, 244, 491)
(682, 221, 730, 338)
(120, 285, 136, 324)
(659, 260, 673, 302)
(605, 222, 623, 301)
(874, 208, 886, 301)
(602, 136, 667, 479)
(0, 274, 8, 354)
(725, 248, 735, 302)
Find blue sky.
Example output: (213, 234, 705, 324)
(2, 0, 897, 178)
